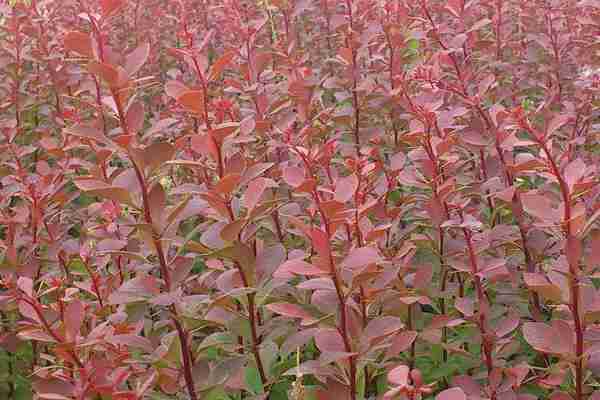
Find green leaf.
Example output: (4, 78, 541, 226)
(407, 38, 420, 50)
(245, 365, 264, 394)
(67, 258, 88, 274)
(204, 387, 233, 400)
(269, 382, 292, 400)
(376, 372, 389, 395)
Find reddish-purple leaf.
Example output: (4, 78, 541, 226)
(283, 165, 305, 188)
(176, 90, 205, 115)
(315, 329, 346, 353)
(126, 101, 145, 134)
(125, 42, 150, 76)
(334, 173, 358, 203)
(64, 300, 85, 342)
(74, 179, 134, 206)
(388, 365, 410, 386)
(363, 316, 403, 342)
(101, 0, 125, 16)
(165, 80, 188, 99)
(266, 302, 313, 321)
(109, 334, 154, 352)
(274, 259, 328, 278)
(436, 387, 467, 400)
(242, 178, 269, 211)
(386, 331, 418, 357)
(523, 321, 575, 355)
(63, 31, 93, 57)
(520, 192, 560, 222)
(342, 246, 382, 272)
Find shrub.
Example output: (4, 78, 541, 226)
(0, 0, 599, 399)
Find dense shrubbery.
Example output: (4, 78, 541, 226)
(0, 0, 599, 399)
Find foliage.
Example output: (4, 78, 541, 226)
(0, 0, 599, 399)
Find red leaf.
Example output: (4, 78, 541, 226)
(101, 0, 126, 16)
(17, 277, 34, 297)
(242, 178, 269, 211)
(274, 259, 328, 278)
(546, 114, 571, 137)
(125, 101, 145, 134)
(297, 278, 336, 291)
(388, 365, 410, 386)
(494, 311, 520, 338)
(220, 219, 245, 242)
(364, 316, 403, 342)
(125, 42, 150, 76)
(18, 301, 41, 324)
(564, 158, 585, 190)
(108, 334, 154, 353)
(74, 179, 134, 205)
(281, 328, 320, 354)
(208, 50, 235, 81)
(148, 182, 166, 227)
(522, 321, 575, 355)
(191, 133, 220, 162)
(334, 173, 358, 203)
(215, 173, 241, 198)
(64, 300, 85, 342)
(386, 331, 418, 357)
(266, 302, 313, 320)
(165, 80, 188, 99)
(549, 391, 574, 400)
(88, 61, 126, 88)
(144, 142, 175, 173)
(315, 328, 346, 353)
(342, 246, 382, 271)
(240, 162, 275, 186)
(283, 165, 305, 188)
(520, 192, 560, 222)
(311, 228, 331, 266)
(176, 90, 205, 115)
(63, 31, 93, 57)
(455, 297, 474, 317)
(523, 273, 563, 302)
(436, 388, 467, 400)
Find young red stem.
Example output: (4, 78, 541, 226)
(297, 150, 357, 400)
(537, 138, 584, 400)
(20, 296, 83, 368)
(460, 213, 495, 399)
(109, 85, 198, 400)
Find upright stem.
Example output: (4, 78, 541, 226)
(345, 0, 360, 154)
(296, 149, 356, 400)
(109, 84, 198, 400)
(538, 140, 583, 400)
(460, 213, 495, 400)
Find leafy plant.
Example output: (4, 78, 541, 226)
(0, 0, 599, 399)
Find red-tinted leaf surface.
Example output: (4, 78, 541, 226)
(388, 365, 409, 386)
(342, 246, 382, 271)
(334, 173, 358, 202)
(274, 259, 328, 278)
(315, 329, 346, 353)
(101, 0, 126, 16)
(523, 321, 575, 355)
(63, 31, 93, 57)
(266, 302, 312, 320)
(386, 331, 418, 357)
(125, 42, 150, 77)
(436, 388, 467, 400)
(177, 90, 205, 115)
(64, 300, 85, 342)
